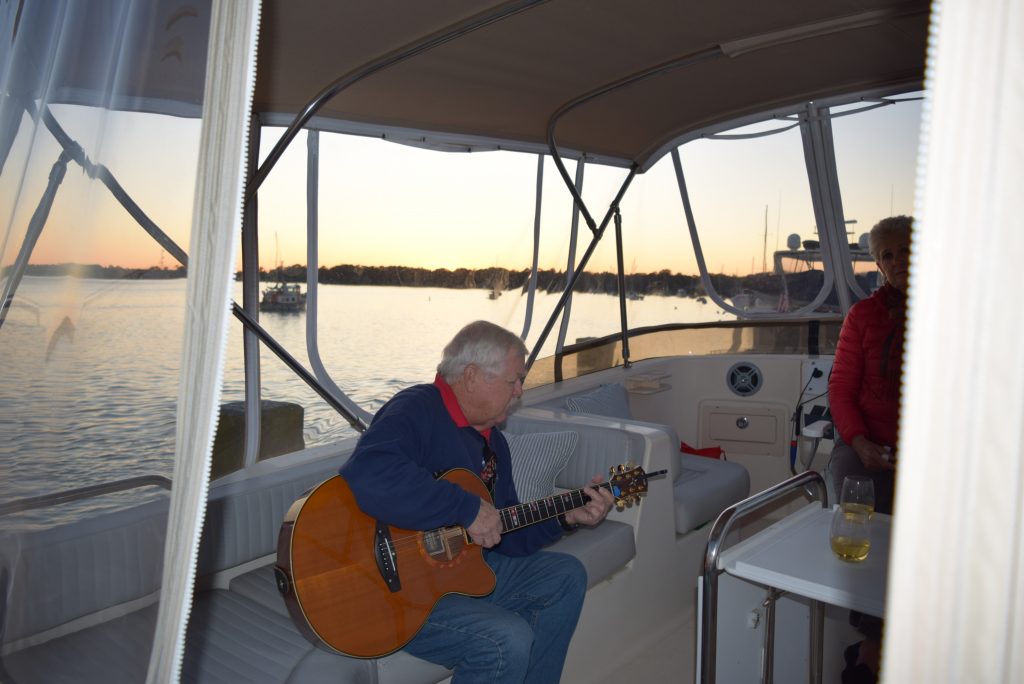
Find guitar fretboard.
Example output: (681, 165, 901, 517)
(498, 482, 613, 532)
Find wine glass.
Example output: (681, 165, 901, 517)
(830, 505, 871, 562)
(840, 475, 875, 518)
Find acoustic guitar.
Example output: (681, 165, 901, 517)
(275, 464, 660, 658)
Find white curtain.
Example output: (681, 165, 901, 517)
(885, 0, 1024, 681)
(1, 3, 215, 678)
(146, 0, 260, 681)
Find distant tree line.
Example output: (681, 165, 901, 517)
(16, 262, 844, 303)
(262, 263, 713, 296)
(16, 263, 187, 279)
(267, 263, 809, 299)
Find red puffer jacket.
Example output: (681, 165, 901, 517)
(829, 283, 906, 448)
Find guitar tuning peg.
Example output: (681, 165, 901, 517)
(615, 500, 625, 512)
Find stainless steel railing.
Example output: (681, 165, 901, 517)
(699, 470, 828, 684)
(0, 475, 171, 517)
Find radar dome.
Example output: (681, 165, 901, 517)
(787, 233, 801, 250)
(858, 233, 870, 251)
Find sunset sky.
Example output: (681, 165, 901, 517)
(4, 97, 920, 276)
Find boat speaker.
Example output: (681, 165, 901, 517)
(727, 361, 763, 397)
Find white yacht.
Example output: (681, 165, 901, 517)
(1, 1, 1020, 683)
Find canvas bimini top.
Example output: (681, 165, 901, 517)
(255, 0, 929, 170)
(4, 0, 929, 175)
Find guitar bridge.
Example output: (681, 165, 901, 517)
(373, 521, 401, 593)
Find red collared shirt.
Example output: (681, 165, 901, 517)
(433, 373, 492, 442)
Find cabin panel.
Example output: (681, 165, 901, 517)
(706, 407, 779, 445)
(698, 400, 790, 496)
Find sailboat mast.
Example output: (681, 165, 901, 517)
(761, 204, 768, 273)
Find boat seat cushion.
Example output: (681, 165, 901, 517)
(548, 520, 635, 588)
(505, 429, 578, 503)
(2, 590, 375, 684)
(227, 567, 453, 684)
(224, 517, 634, 682)
(181, 589, 372, 684)
(0, 499, 168, 645)
(518, 394, 750, 535)
(564, 383, 633, 419)
(197, 467, 334, 577)
(673, 454, 750, 533)
(232, 519, 634, 615)
(1, 603, 159, 684)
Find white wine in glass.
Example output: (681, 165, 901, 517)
(830, 506, 871, 562)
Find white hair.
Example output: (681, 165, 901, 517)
(868, 215, 913, 260)
(437, 320, 527, 383)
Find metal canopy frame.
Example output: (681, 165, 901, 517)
(2, 2, 928, 473)
(235, 0, 929, 400)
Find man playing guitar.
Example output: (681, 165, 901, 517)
(340, 320, 614, 683)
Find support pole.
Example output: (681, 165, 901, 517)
(613, 207, 631, 367)
(0, 151, 69, 330)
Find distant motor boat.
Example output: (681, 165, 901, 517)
(730, 291, 775, 313)
(260, 282, 307, 312)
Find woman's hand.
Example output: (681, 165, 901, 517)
(851, 435, 895, 471)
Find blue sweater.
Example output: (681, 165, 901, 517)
(340, 383, 562, 556)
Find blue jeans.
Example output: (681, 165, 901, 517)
(402, 550, 587, 684)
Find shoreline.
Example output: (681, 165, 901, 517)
(13, 262, 855, 302)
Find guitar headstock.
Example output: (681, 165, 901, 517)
(607, 463, 650, 511)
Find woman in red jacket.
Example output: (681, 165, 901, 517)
(828, 215, 911, 515)
(827, 215, 911, 684)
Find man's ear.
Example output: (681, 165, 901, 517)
(463, 363, 481, 389)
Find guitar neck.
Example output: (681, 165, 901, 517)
(498, 482, 612, 533)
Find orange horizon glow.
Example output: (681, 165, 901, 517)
(8, 102, 919, 279)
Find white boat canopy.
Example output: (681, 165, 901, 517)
(4, 0, 929, 173)
(250, 0, 929, 171)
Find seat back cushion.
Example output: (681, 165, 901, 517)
(564, 384, 632, 420)
(504, 430, 578, 503)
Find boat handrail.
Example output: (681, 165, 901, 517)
(699, 470, 828, 684)
(0, 475, 172, 517)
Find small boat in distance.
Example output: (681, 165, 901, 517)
(260, 280, 306, 313)
(262, 237, 307, 313)
(487, 267, 508, 299)
(261, 259, 306, 313)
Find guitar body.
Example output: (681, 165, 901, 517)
(276, 469, 496, 658)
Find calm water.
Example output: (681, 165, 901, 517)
(0, 276, 727, 525)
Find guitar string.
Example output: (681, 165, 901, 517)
(380, 494, 586, 553)
(373, 480, 635, 554)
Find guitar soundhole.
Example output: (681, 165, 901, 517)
(423, 530, 446, 558)
(421, 528, 467, 565)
